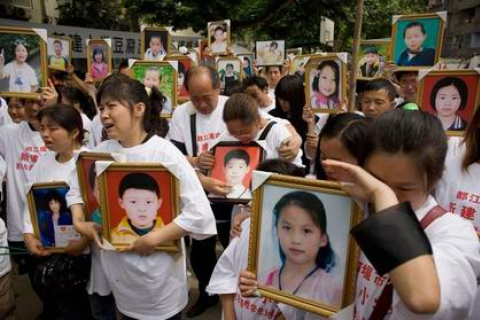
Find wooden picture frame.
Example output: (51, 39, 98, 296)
(256, 40, 286, 67)
(304, 54, 348, 113)
(141, 27, 172, 60)
(86, 39, 112, 82)
(98, 163, 181, 252)
(416, 69, 480, 136)
(248, 174, 362, 317)
(27, 182, 81, 253)
(357, 40, 390, 80)
(390, 12, 446, 70)
(216, 57, 244, 90)
(288, 54, 324, 77)
(208, 142, 265, 204)
(75, 152, 115, 221)
(164, 54, 194, 103)
(208, 20, 231, 56)
(0, 26, 47, 99)
(130, 60, 178, 117)
(47, 35, 72, 72)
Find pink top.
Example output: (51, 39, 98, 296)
(310, 92, 340, 110)
(91, 62, 108, 79)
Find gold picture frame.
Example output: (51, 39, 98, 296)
(164, 54, 194, 103)
(27, 181, 80, 253)
(288, 54, 324, 76)
(304, 54, 348, 114)
(75, 152, 115, 221)
(357, 39, 391, 80)
(129, 60, 178, 118)
(47, 35, 72, 72)
(390, 12, 446, 70)
(0, 26, 48, 99)
(216, 57, 244, 90)
(248, 174, 362, 317)
(98, 163, 181, 252)
(416, 69, 480, 137)
(141, 26, 172, 59)
(207, 20, 231, 56)
(86, 39, 112, 83)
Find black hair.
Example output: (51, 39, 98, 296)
(184, 65, 221, 92)
(364, 46, 378, 55)
(242, 76, 269, 92)
(363, 109, 447, 191)
(256, 159, 305, 177)
(463, 104, 480, 170)
(224, 149, 250, 167)
(92, 47, 104, 61)
(273, 191, 336, 272)
(96, 73, 169, 138)
(270, 41, 278, 49)
(224, 80, 243, 96)
(265, 65, 283, 74)
(53, 39, 63, 47)
(226, 63, 234, 69)
(88, 162, 97, 190)
(37, 104, 85, 145)
(403, 21, 426, 38)
(315, 113, 369, 180)
(363, 78, 397, 102)
(223, 93, 259, 125)
(118, 172, 160, 198)
(178, 61, 186, 76)
(45, 189, 68, 213)
(117, 59, 129, 72)
(5, 96, 26, 105)
(312, 60, 339, 97)
(395, 70, 418, 82)
(60, 86, 97, 120)
(214, 25, 226, 33)
(430, 77, 468, 111)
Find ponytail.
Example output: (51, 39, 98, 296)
(145, 86, 169, 138)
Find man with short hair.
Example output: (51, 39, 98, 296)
(242, 76, 275, 113)
(395, 70, 419, 104)
(361, 78, 397, 118)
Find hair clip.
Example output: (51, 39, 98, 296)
(145, 86, 152, 97)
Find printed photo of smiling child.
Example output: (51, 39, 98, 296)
(111, 172, 165, 245)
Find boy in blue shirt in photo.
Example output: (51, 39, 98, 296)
(396, 21, 436, 67)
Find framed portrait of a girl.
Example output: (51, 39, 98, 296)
(86, 39, 112, 82)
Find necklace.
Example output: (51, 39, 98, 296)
(278, 265, 319, 295)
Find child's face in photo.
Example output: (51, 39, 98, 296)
(149, 37, 163, 55)
(242, 59, 250, 68)
(435, 84, 461, 117)
(119, 188, 161, 229)
(54, 43, 63, 56)
(317, 66, 337, 97)
(178, 72, 185, 86)
(143, 70, 160, 88)
(404, 26, 426, 53)
(15, 44, 28, 63)
(365, 53, 378, 65)
(94, 52, 103, 63)
(48, 199, 61, 214)
(224, 157, 249, 186)
(214, 29, 225, 42)
(226, 65, 234, 75)
(277, 204, 327, 267)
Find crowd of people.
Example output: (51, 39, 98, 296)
(0, 36, 478, 320)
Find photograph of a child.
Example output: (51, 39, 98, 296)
(392, 15, 443, 67)
(101, 169, 176, 248)
(256, 40, 285, 66)
(30, 185, 80, 249)
(199, 39, 216, 66)
(208, 144, 263, 201)
(357, 41, 389, 79)
(256, 184, 355, 313)
(238, 54, 254, 78)
(47, 37, 70, 71)
(87, 40, 111, 81)
(131, 62, 177, 116)
(165, 56, 193, 101)
(307, 58, 343, 111)
(208, 20, 230, 55)
(418, 71, 480, 132)
(142, 28, 170, 61)
(217, 58, 242, 90)
(0, 28, 46, 95)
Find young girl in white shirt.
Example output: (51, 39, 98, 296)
(68, 73, 216, 320)
(241, 109, 480, 319)
(23, 104, 93, 320)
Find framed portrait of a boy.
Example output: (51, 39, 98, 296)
(256, 40, 285, 67)
(304, 53, 348, 113)
(208, 20, 231, 56)
(199, 39, 216, 66)
(248, 173, 361, 317)
(357, 40, 390, 80)
(98, 163, 180, 251)
(27, 182, 81, 253)
(216, 57, 243, 90)
(390, 12, 446, 69)
(75, 152, 115, 221)
(141, 26, 172, 61)
(86, 39, 112, 82)
(416, 69, 480, 136)
(47, 36, 72, 72)
(129, 60, 178, 117)
(208, 142, 265, 203)
(0, 26, 47, 99)
(164, 54, 194, 103)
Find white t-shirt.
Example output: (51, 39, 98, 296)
(167, 95, 228, 156)
(3, 61, 38, 93)
(353, 196, 480, 320)
(0, 122, 47, 241)
(80, 113, 95, 149)
(91, 114, 104, 146)
(0, 218, 10, 277)
(212, 117, 303, 167)
(435, 137, 480, 231)
(0, 98, 13, 126)
(66, 135, 216, 319)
